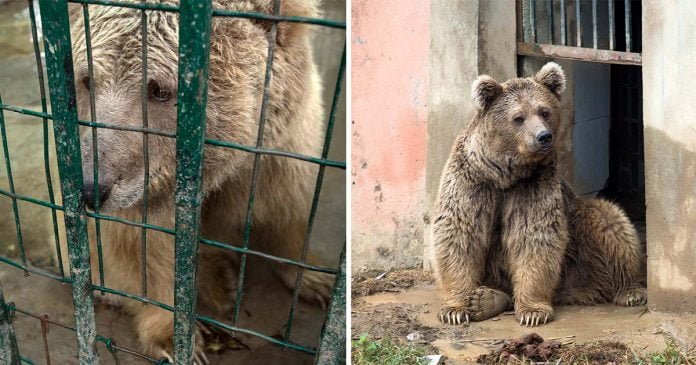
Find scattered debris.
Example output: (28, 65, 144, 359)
(352, 269, 434, 297)
(424, 354, 444, 365)
(476, 333, 560, 364)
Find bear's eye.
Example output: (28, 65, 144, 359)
(514, 116, 524, 124)
(540, 110, 550, 119)
(82, 77, 91, 91)
(148, 81, 171, 102)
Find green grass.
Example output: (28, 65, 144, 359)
(634, 338, 696, 365)
(352, 335, 429, 365)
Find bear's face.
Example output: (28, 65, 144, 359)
(471, 62, 566, 167)
(68, 0, 318, 212)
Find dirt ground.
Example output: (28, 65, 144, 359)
(0, 0, 346, 364)
(351, 271, 696, 364)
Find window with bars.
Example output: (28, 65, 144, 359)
(518, 0, 642, 65)
(0, 0, 346, 364)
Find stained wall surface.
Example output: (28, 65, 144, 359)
(642, 0, 696, 313)
(351, 0, 430, 272)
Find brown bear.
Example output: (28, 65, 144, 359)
(432, 62, 646, 327)
(60, 0, 332, 361)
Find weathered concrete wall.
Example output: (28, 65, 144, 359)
(423, 0, 516, 271)
(351, 0, 430, 272)
(642, 0, 696, 313)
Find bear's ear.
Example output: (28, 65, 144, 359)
(258, 0, 321, 46)
(471, 75, 503, 110)
(534, 62, 566, 97)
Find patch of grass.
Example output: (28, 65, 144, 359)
(634, 338, 696, 365)
(352, 334, 429, 365)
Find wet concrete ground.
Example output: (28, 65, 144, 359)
(0, 0, 346, 363)
(353, 285, 696, 364)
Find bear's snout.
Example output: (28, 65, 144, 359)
(82, 179, 112, 211)
(536, 130, 553, 147)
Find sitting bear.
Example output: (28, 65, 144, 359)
(432, 62, 646, 327)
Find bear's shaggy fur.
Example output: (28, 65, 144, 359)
(59, 0, 332, 360)
(432, 63, 646, 327)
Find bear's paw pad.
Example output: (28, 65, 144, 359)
(465, 286, 511, 321)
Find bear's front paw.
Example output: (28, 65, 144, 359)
(147, 324, 209, 365)
(614, 287, 647, 307)
(515, 305, 553, 327)
(438, 306, 469, 325)
(466, 286, 511, 321)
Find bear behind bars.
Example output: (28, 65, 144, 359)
(432, 62, 646, 327)
(57, 0, 333, 361)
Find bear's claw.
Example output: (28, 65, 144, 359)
(438, 308, 469, 325)
(614, 287, 647, 307)
(516, 308, 552, 327)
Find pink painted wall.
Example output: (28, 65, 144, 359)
(351, 0, 430, 271)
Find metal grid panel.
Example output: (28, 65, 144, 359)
(518, 0, 641, 65)
(0, 0, 347, 363)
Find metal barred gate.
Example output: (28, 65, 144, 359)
(0, 0, 346, 364)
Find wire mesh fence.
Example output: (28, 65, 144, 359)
(0, 0, 346, 364)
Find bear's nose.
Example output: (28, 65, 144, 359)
(83, 180, 111, 210)
(536, 131, 553, 146)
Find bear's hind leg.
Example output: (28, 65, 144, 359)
(571, 199, 646, 306)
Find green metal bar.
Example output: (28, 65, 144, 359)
(0, 95, 28, 276)
(172, 0, 213, 363)
(10, 304, 165, 364)
(0, 188, 64, 211)
(0, 255, 71, 283)
(82, 3, 106, 294)
(0, 185, 337, 274)
(314, 247, 346, 365)
(0, 289, 20, 365)
(284, 43, 345, 342)
(140, 5, 150, 301)
(66, 0, 346, 29)
(233, 0, 281, 326)
(28, 0, 64, 279)
(38, 0, 99, 362)
(0, 104, 345, 169)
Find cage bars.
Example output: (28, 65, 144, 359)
(0, 0, 347, 362)
(519, 0, 640, 65)
(27, 0, 64, 280)
(81, 3, 107, 294)
(171, 0, 213, 363)
(38, 0, 100, 362)
(232, 0, 281, 327)
(284, 43, 346, 343)
(140, 2, 150, 302)
(0, 96, 28, 276)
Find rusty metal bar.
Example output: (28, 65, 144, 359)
(547, 0, 554, 44)
(575, 0, 582, 47)
(624, 0, 632, 52)
(609, 0, 615, 50)
(530, 0, 537, 43)
(517, 42, 641, 65)
(592, 0, 597, 49)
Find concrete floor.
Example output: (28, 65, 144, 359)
(0, 0, 345, 363)
(353, 285, 696, 364)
